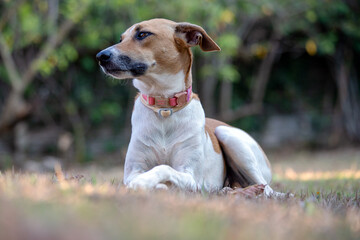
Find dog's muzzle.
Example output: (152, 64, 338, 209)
(96, 49, 148, 77)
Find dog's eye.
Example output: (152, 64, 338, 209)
(119, 37, 122, 43)
(136, 32, 152, 40)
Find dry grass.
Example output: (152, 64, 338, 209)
(0, 149, 360, 240)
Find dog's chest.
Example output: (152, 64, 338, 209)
(130, 98, 205, 167)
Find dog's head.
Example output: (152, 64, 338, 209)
(96, 19, 220, 81)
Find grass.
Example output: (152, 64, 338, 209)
(0, 148, 359, 240)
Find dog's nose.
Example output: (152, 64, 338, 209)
(96, 50, 112, 63)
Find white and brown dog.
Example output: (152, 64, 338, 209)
(96, 19, 282, 197)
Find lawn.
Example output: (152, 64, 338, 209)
(0, 148, 359, 240)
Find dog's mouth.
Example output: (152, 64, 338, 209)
(99, 66, 126, 77)
(97, 53, 148, 78)
(100, 63, 148, 78)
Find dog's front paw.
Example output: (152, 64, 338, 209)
(127, 176, 158, 190)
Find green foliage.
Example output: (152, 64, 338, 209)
(200, 64, 216, 79)
(18, 3, 42, 45)
(0, 0, 359, 158)
(218, 65, 240, 83)
(2, 0, 359, 88)
(217, 33, 241, 56)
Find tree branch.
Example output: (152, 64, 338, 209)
(20, 19, 75, 91)
(0, 33, 22, 91)
(20, 2, 90, 92)
(219, 103, 262, 122)
(219, 40, 280, 122)
(251, 40, 280, 103)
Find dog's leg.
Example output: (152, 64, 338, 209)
(215, 126, 286, 198)
(126, 165, 197, 191)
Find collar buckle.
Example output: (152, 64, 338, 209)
(174, 91, 188, 107)
(158, 108, 173, 118)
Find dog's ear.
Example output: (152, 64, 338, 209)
(175, 23, 221, 52)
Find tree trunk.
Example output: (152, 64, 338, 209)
(251, 40, 280, 104)
(0, 90, 31, 132)
(199, 57, 218, 117)
(334, 46, 360, 142)
(219, 80, 233, 117)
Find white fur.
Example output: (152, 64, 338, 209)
(125, 86, 285, 196)
(124, 96, 225, 192)
(215, 126, 287, 197)
(214, 126, 272, 184)
(133, 70, 186, 97)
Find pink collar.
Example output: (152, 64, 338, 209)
(140, 86, 192, 108)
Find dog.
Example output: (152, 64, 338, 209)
(96, 18, 283, 197)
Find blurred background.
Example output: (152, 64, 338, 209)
(0, 0, 359, 171)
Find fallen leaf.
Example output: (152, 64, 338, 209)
(54, 163, 65, 182)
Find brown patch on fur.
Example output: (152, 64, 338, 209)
(192, 93, 199, 101)
(173, 35, 193, 88)
(113, 19, 218, 91)
(184, 48, 193, 88)
(205, 118, 229, 154)
(205, 125, 221, 154)
(114, 19, 187, 80)
(205, 118, 228, 180)
(175, 23, 221, 52)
